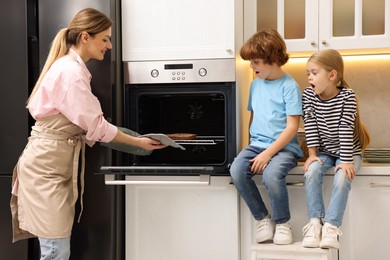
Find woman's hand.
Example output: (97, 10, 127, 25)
(138, 137, 167, 150)
(335, 163, 356, 181)
(249, 152, 272, 174)
(303, 155, 322, 172)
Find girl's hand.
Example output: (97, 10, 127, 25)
(303, 155, 322, 172)
(249, 152, 272, 174)
(335, 163, 356, 181)
(138, 137, 167, 150)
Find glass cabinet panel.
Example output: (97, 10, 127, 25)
(256, 0, 277, 32)
(333, 0, 355, 36)
(284, 0, 305, 39)
(362, 0, 385, 35)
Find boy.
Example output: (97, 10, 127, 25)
(230, 29, 303, 245)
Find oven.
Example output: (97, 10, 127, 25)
(99, 58, 239, 260)
(102, 59, 237, 176)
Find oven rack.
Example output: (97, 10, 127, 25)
(174, 136, 225, 145)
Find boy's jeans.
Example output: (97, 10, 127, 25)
(304, 153, 362, 227)
(38, 237, 70, 260)
(230, 145, 298, 224)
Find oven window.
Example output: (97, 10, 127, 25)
(133, 92, 227, 165)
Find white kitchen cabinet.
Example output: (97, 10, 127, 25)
(124, 175, 239, 260)
(244, 0, 390, 55)
(240, 174, 338, 260)
(339, 176, 390, 260)
(122, 0, 235, 61)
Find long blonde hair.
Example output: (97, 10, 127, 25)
(27, 8, 112, 105)
(308, 49, 370, 151)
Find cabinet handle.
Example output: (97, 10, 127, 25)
(369, 182, 390, 188)
(286, 182, 304, 187)
(321, 40, 327, 45)
(310, 41, 316, 46)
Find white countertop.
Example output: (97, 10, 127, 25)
(289, 163, 390, 176)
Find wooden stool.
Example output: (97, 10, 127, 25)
(250, 242, 332, 260)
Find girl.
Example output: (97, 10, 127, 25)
(11, 8, 166, 260)
(301, 49, 370, 249)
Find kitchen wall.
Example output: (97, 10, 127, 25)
(237, 54, 390, 149)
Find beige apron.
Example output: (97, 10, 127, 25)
(11, 113, 86, 242)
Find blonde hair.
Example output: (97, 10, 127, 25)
(240, 29, 289, 66)
(27, 8, 112, 105)
(308, 49, 370, 151)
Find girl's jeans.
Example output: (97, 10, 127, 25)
(38, 237, 70, 260)
(230, 145, 298, 224)
(304, 153, 362, 227)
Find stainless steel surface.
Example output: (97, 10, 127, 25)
(105, 174, 210, 186)
(124, 59, 235, 84)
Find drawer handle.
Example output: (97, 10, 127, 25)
(369, 182, 390, 188)
(104, 174, 210, 186)
(286, 182, 304, 187)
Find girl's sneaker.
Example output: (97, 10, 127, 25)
(302, 218, 322, 248)
(320, 222, 342, 249)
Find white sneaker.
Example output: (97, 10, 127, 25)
(273, 221, 293, 245)
(255, 216, 274, 243)
(320, 222, 342, 249)
(302, 218, 322, 248)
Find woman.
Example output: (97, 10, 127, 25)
(11, 8, 166, 260)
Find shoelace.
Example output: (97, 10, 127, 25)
(323, 225, 343, 239)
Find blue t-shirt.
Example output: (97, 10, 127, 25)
(248, 74, 303, 157)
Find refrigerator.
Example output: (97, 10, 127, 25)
(0, 0, 124, 259)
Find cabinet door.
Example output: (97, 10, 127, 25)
(244, 0, 319, 53)
(339, 176, 390, 260)
(245, 0, 390, 54)
(125, 176, 239, 260)
(320, 0, 390, 51)
(122, 0, 235, 61)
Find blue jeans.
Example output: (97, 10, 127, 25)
(304, 153, 362, 227)
(230, 145, 298, 224)
(38, 237, 70, 260)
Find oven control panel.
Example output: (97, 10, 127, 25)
(124, 59, 235, 84)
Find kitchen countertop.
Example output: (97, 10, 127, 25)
(289, 162, 390, 176)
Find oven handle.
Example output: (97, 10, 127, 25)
(104, 174, 210, 186)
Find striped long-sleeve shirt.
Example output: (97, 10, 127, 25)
(302, 86, 361, 163)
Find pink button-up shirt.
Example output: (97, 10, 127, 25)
(28, 48, 117, 146)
